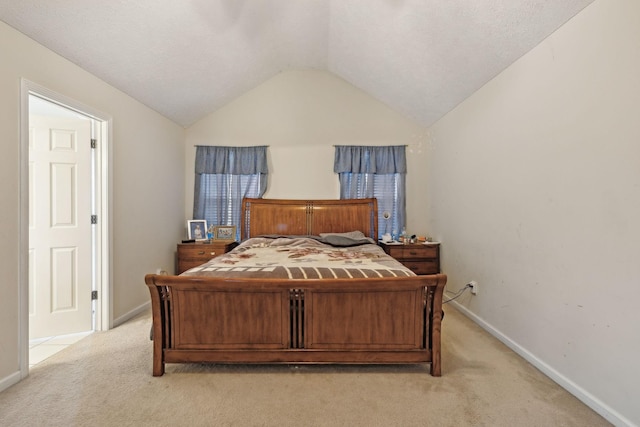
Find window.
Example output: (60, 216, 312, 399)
(334, 145, 406, 239)
(193, 146, 268, 239)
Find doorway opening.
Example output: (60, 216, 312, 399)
(19, 80, 111, 376)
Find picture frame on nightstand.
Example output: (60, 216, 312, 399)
(187, 220, 208, 241)
(213, 225, 237, 242)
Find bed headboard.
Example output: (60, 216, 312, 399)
(241, 198, 378, 240)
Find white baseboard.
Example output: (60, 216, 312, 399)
(113, 301, 150, 327)
(0, 370, 22, 394)
(449, 301, 634, 427)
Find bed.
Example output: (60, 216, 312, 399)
(144, 198, 447, 376)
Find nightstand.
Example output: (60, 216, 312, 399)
(379, 242, 440, 275)
(176, 241, 239, 274)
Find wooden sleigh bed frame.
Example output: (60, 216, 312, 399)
(144, 198, 447, 376)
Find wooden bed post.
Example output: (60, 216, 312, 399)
(429, 274, 447, 376)
(145, 275, 167, 376)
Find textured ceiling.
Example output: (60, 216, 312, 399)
(0, 0, 595, 128)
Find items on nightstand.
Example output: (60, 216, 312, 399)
(399, 227, 408, 244)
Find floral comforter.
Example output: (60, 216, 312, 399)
(181, 236, 414, 279)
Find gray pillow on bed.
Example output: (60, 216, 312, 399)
(257, 232, 375, 247)
(320, 235, 375, 247)
(319, 231, 366, 240)
(318, 231, 375, 247)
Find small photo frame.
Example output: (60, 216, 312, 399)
(187, 220, 208, 241)
(213, 225, 237, 241)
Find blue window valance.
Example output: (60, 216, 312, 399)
(333, 145, 407, 174)
(195, 145, 268, 175)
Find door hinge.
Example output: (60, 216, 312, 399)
(91, 290, 98, 300)
(91, 138, 97, 149)
(91, 215, 97, 224)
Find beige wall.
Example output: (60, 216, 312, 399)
(427, 0, 639, 425)
(0, 22, 185, 387)
(185, 69, 431, 236)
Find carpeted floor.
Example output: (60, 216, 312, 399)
(0, 307, 609, 426)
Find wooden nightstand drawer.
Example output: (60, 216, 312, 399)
(176, 241, 238, 274)
(402, 260, 439, 275)
(379, 242, 440, 275)
(383, 245, 404, 258)
(178, 245, 222, 259)
(400, 246, 438, 259)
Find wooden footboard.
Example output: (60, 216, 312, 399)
(144, 273, 447, 376)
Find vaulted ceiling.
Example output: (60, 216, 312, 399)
(1, 1, 595, 128)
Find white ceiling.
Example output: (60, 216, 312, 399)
(0, 0, 595, 128)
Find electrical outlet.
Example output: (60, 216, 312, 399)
(469, 281, 478, 295)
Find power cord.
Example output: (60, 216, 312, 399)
(443, 282, 473, 304)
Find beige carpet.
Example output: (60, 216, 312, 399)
(0, 307, 609, 427)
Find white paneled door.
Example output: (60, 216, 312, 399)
(29, 115, 93, 339)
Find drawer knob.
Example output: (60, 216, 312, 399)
(196, 250, 216, 256)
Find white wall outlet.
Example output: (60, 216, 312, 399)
(469, 281, 479, 295)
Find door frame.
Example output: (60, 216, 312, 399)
(18, 79, 112, 377)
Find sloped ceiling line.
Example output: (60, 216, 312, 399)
(0, 0, 595, 127)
